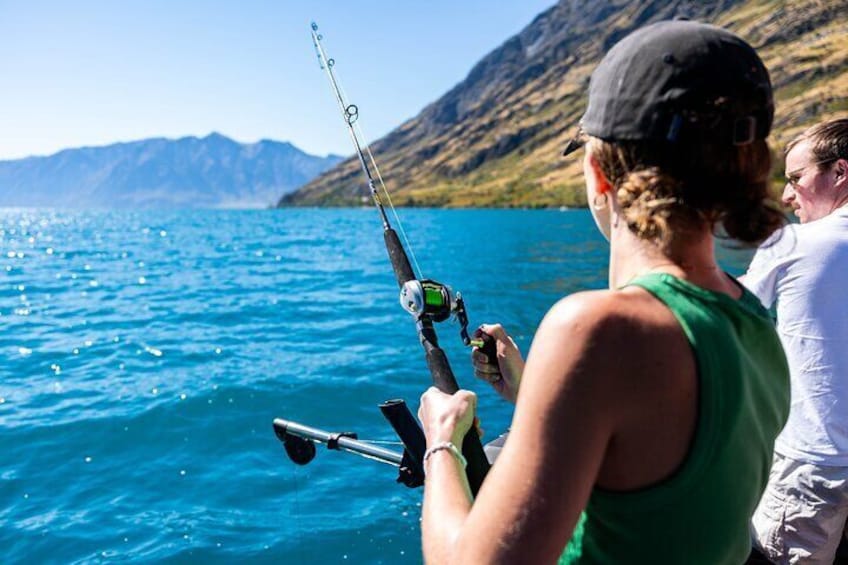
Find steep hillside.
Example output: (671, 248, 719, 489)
(280, 0, 847, 208)
(0, 133, 342, 209)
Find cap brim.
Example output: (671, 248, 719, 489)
(562, 125, 587, 156)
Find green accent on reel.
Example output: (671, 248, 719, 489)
(423, 285, 447, 307)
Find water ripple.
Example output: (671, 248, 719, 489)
(0, 208, 754, 563)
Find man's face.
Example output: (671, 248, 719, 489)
(782, 140, 843, 223)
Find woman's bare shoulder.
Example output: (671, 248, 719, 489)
(542, 287, 678, 340)
(531, 287, 690, 395)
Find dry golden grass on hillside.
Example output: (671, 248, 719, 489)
(282, 0, 847, 208)
(517, 1, 848, 207)
(494, 1, 847, 207)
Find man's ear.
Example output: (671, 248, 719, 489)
(586, 153, 613, 195)
(835, 158, 848, 181)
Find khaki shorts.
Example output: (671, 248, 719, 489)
(751, 452, 848, 564)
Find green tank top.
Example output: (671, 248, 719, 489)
(560, 273, 789, 564)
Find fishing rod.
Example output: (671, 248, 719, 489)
(274, 22, 496, 495)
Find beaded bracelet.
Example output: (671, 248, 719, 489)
(422, 441, 467, 474)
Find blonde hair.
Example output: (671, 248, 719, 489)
(587, 137, 785, 250)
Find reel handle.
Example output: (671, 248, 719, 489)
(472, 328, 500, 373)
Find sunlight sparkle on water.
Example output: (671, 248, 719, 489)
(0, 208, 638, 563)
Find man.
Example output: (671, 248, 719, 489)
(745, 118, 848, 563)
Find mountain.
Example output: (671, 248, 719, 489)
(0, 133, 343, 209)
(280, 0, 848, 208)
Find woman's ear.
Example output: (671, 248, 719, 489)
(586, 152, 613, 195)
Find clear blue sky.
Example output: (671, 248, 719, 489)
(0, 1, 556, 160)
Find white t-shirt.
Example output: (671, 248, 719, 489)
(744, 207, 848, 465)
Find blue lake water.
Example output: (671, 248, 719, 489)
(0, 208, 754, 563)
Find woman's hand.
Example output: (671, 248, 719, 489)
(418, 387, 477, 446)
(471, 324, 525, 403)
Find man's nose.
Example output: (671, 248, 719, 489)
(782, 183, 795, 204)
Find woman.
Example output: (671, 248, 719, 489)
(418, 20, 790, 564)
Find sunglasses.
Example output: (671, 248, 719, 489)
(785, 159, 837, 190)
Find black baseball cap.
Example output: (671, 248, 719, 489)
(563, 20, 773, 156)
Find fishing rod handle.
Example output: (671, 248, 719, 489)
(462, 430, 490, 496)
(426, 346, 490, 495)
(384, 228, 416, 286)
(425, 346, 460, 394)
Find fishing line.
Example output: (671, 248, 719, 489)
(311, 23, 424, 280)
(360, 140, 418, 265)
(355, 121, 424, 280)
(329, 63, 424, 279)
(288, 22, 495, 495)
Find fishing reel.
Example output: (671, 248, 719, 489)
(399, 279, 456, 322)
(399, 279, 477, 346)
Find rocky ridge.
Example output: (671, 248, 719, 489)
(281, 0, 847, 208)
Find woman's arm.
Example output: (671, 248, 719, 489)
(420, 291, 631, 564)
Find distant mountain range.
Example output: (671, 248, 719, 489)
(281, 0, 847, 208)
(0, 133, 343, 209)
